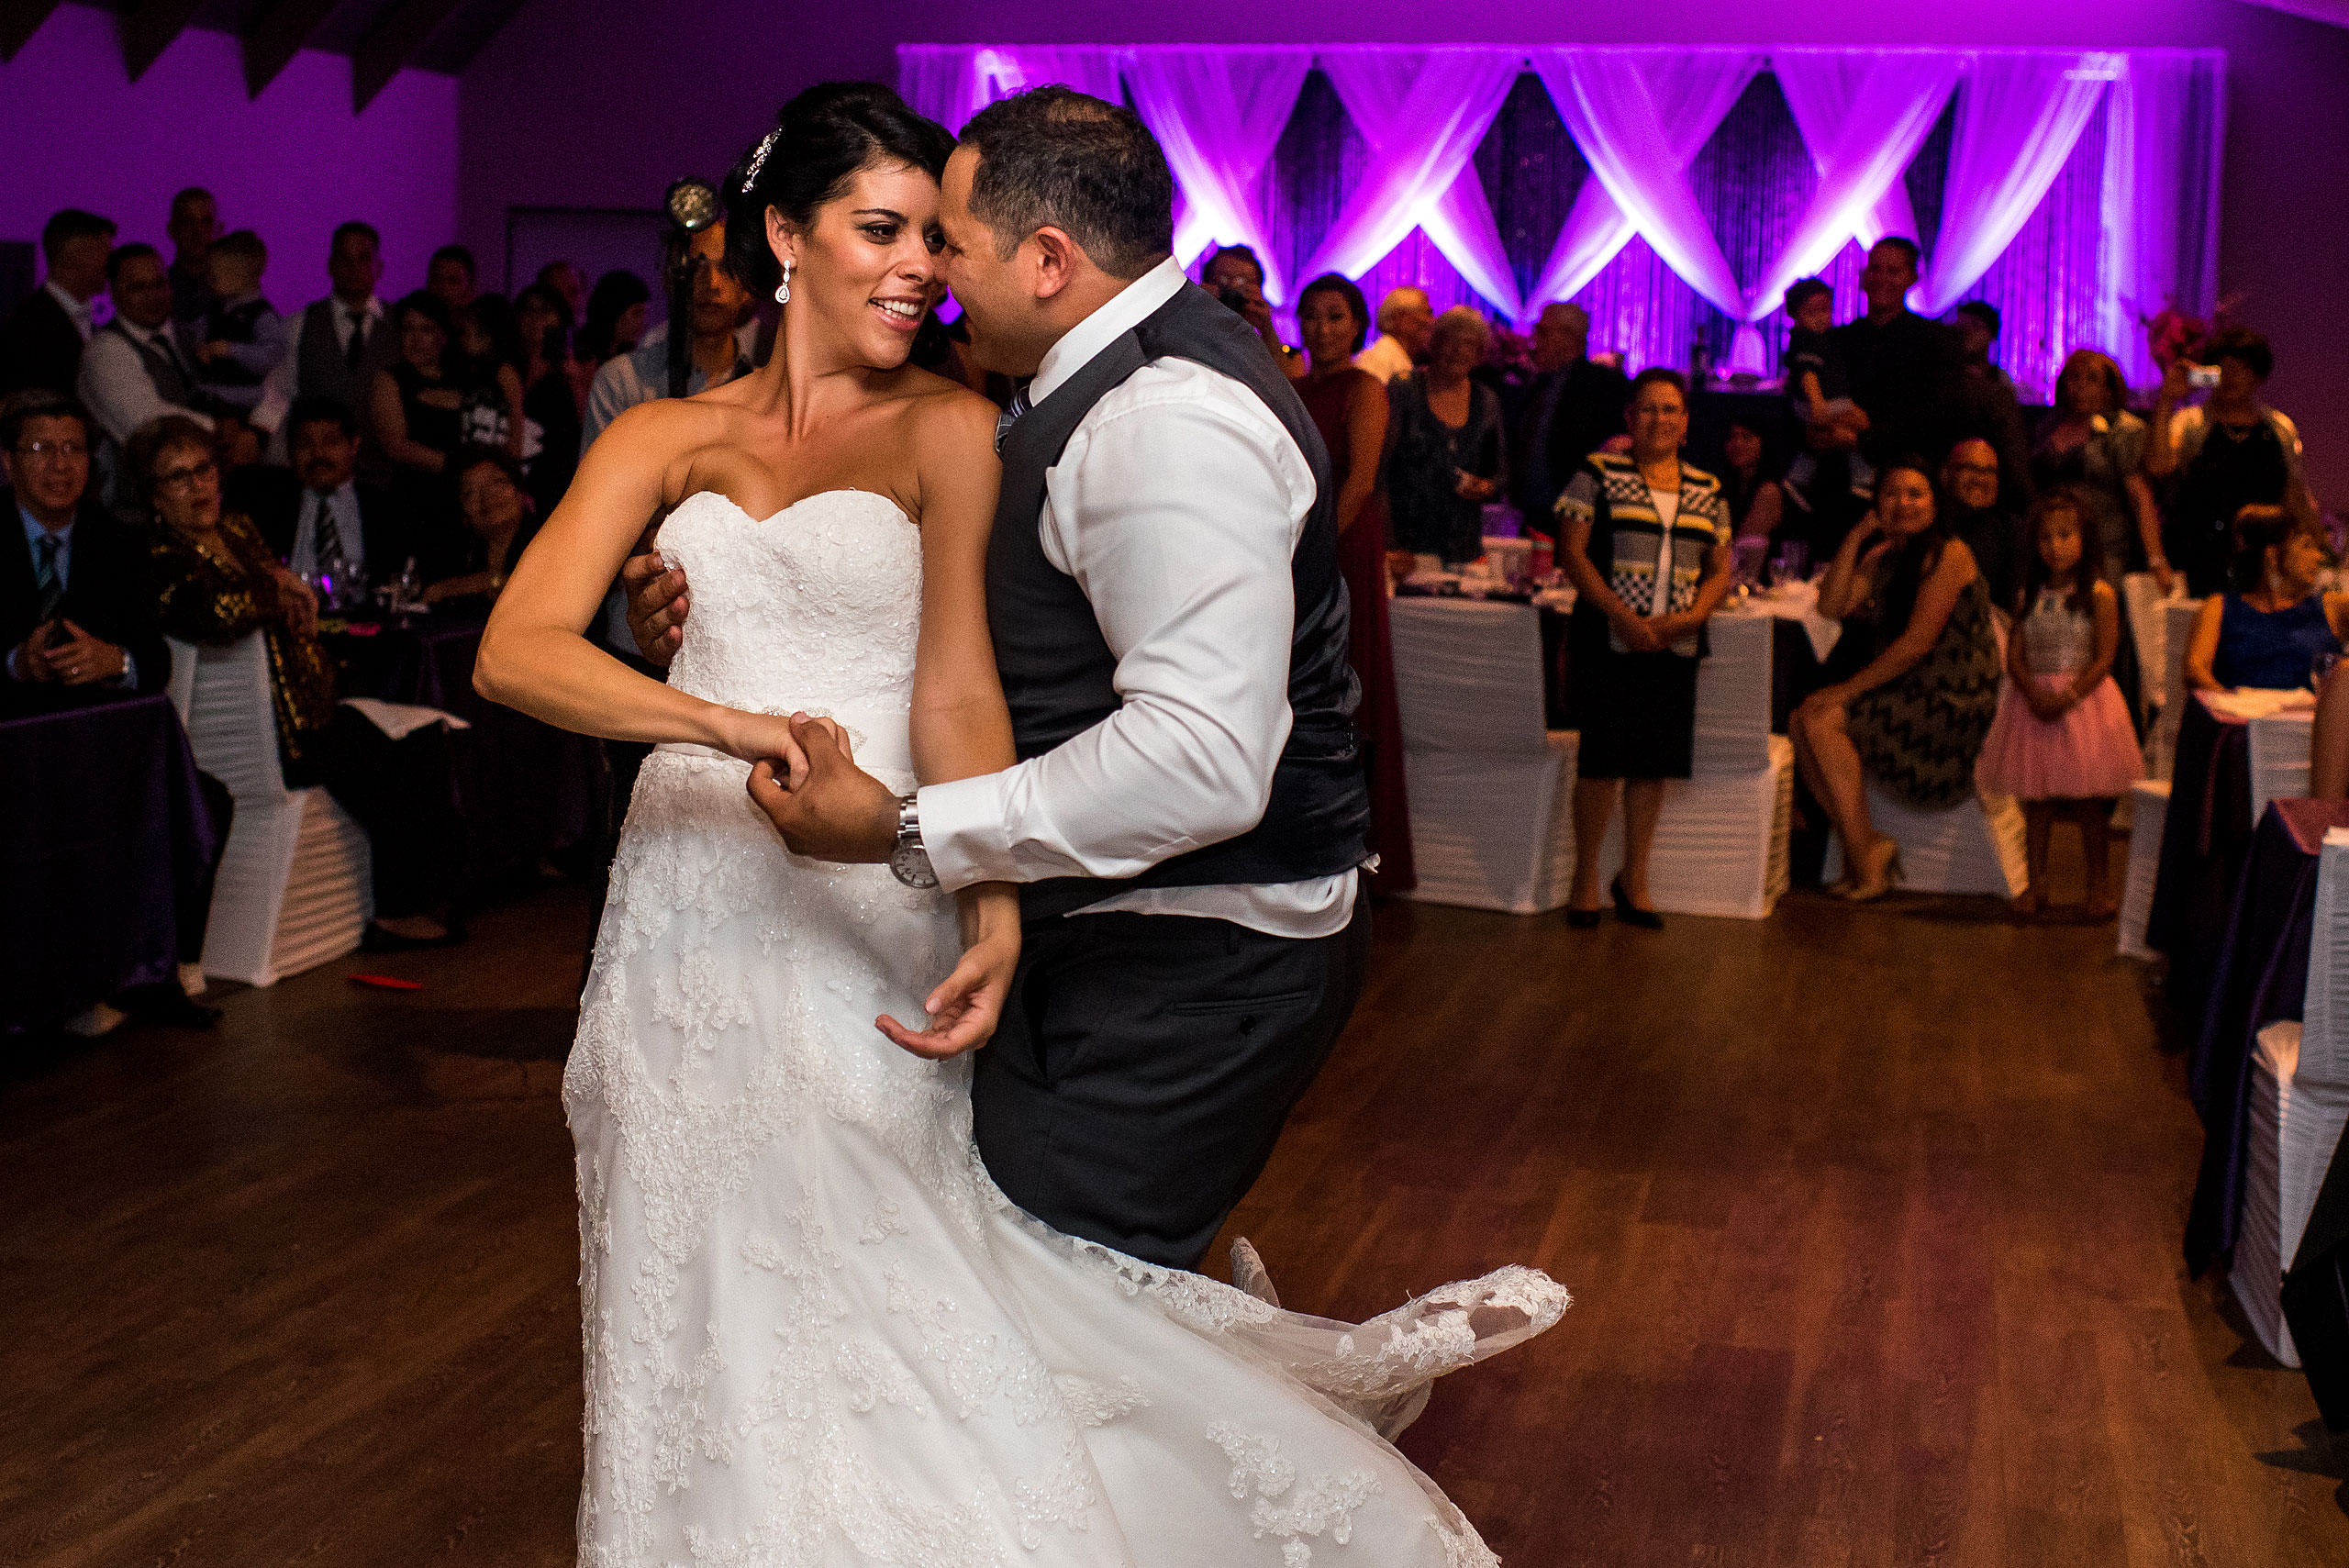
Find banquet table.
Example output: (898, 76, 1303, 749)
(2148, 695, 2262, 1014)
(324, 606, 607, 895)
(0, 693, 225, 1032)
(2185, 797, 2349, 1277)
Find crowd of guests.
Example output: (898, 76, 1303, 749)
(0, 188, 740, 1029)
(4, 191, 2330, 1028)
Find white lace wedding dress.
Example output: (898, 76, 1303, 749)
(567, 489, 1568, 1566)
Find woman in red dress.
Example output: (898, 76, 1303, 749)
(1293, 272, 1415, 894)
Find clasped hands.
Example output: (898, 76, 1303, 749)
(627, 550, 1015, 1062)
(11, 617, 126, 686)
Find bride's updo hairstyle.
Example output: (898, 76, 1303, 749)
(722, 83, 955, 299)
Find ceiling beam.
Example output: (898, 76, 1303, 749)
(121, 0, 206, 82)
(0, 0, 62, 63)
(240, 0, 340, 98)
(350, 0, 463, 112)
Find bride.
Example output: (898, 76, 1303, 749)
(477, 83, 1564, 1565)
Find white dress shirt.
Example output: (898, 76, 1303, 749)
(919, 257, 1361, 939)
(1354, 334, 1414, 384)
(44, 279, 95, 342)
(255, 294, 384, 435)
(77, 318, 213, 446)
(288, 481, 366, 582)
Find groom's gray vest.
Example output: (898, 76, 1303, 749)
(987, 281, 1371, 922)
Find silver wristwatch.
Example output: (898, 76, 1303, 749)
(889, 792, 938, 888)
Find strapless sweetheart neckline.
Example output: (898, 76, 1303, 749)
(670, 485, 915, 532)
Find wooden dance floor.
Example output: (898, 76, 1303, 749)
(4, 880, 2344, 1564)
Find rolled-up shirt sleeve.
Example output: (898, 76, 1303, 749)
(919, 363, 1313, 892)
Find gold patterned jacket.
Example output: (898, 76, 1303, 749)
(150, 511, 340, 772)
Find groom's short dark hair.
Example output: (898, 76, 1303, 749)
(959, 87, 1174, 280)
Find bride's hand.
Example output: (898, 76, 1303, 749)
(718, 710, 810, 784)
(878, 887, 1020, 1060)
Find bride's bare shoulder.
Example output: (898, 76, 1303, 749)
(891, 367, 1001, 459)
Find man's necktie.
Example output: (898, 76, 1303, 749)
(345, 315, 367, 371)
(32, 533, 63, 623)
(309, 492, 345, 573)
(993, 382, 1032, 454)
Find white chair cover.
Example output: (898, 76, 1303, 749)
(2121, 572, 2185, 740)
(2234, 1022, 2303, 1365)
(2247, 711, 2312, 831)
(1820, 782, 2028, 897)
(1591, 734, 1795, 918)
(1692, 613, 1772, 777)
(2147, 596, 2206, 782)
(2116, 777, 2171, 960)
(168, 633, 372, 986)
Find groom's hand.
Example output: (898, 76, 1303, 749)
(622, 550, 688, 667)
(745, 716, 896, 862)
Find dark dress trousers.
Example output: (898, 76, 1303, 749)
(1, 492, 170, 716)
(972, 281, 1375, 1272)
(0, 288, 86, 397)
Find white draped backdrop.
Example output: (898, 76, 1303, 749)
(901, 43, 2223, 395)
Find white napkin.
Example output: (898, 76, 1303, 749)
(2324, 826, 2349, 848)
(340, 696, 472, 740)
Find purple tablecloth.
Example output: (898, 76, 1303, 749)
(2183, 796, 2349, 1276)
(2148, 695, 2257, 1014)
(327, 608, 607, 894)
(0, 694, 224, 1032)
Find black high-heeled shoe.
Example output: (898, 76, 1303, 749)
(1609, 875, 1663, 929)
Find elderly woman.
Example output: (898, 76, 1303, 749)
(424, 446, 539, 608)
(1556, 368, 1732, 928)
(2031, 349, 2162, 588)
(1792, 457, 2000, 901)
(133, 416, 468, 950)
(1295, 272, 1412, 895)
(2182, 504, 2349, 693)
(1386, 305, 1506, 566)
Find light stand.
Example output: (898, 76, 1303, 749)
(662, 177, 721, 399)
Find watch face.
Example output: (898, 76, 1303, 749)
(890, 845, 939, 889)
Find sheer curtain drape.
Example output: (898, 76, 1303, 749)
(1303, 50, 1524, 319)
(1520, 50, 1760, 326)
(1916, 53, 2120, 313)
(1529, 48, 1753, 320)
(2099, 52, 2227, 386)
(1124, 50, 1315, 302)
(898, 44, 1125, 134)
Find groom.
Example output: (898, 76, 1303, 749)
(627, 86, 1372, 1272)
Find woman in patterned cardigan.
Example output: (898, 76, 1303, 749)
(1793, 456, 1999, 901)
(1555, 368, 1732, 929)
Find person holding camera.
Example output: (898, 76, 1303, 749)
(1201, 244, 1304, 379)
(2148, 327, 2318, 597)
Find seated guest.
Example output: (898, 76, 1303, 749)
(1721, 418, 1782, 543)
(536, 259, 586, 327)
(1793, 457, 2000, 900)
(136, 416, 466, 950)
(2150, 327, 2320, 597)
(1, 392, 166, 714)
(453, 295, 528, 461)
(78, 244, 215, 484)
(369, 290, 465, 537)
(1556, 369, 1732, 928)
(228, 395, 422, 586)
(512, 284, 583, 518)
(2032, 348, 2162, 588)
(1295, 272, 1412, 895)
(1201, 245, 1303, 379)
(427, 244, 477, 314)
(1512, 302, 1631, 525)
(2182, 505, 2349, 693)
(1355, 286, 1432, 385)
(212, 407, 264, 477)
(190, 230, 285, 414)
(0, 209, 114, 397)
(423, 447, 537, 607)
(1941, 437, 2026, 622)
(1386, 306, 1505, 565)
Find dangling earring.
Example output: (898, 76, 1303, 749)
(774, 261, 795, 306)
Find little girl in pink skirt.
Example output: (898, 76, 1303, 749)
(1976, 490, 2144, 917)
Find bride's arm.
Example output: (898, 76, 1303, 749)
(475, 399, 789, 761)
(890, 390, 1021, 1060)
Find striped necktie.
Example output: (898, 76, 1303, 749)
(993, 382, 1032, 454)
(307, 491, 345, 574)
(32, 532, 63, 622)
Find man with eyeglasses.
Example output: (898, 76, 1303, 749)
(1943, 437, 2027, 624)
(1, 391, 166, 714)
